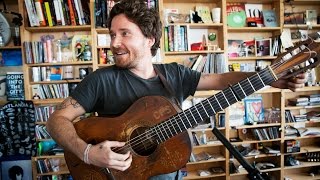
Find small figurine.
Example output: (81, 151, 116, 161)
(192, 11, 203, 23)
(75, 41, 83, 60)
(82, 44, 92, 61)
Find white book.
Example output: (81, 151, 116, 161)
(73, 0, 83, 25)
(192, 55, 203, 71)
(53, 0, 62, 25)
(32, 67, 41, 82)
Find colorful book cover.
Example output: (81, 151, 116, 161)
(226, 3, 246, 27)
(262, 9, 278, 27)
(227, 39, 244, 57)
(6, 72, 25, 101)
(255, 38, 272, 57)
(50, 66, 62, 80)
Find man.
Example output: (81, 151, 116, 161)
(46, 0, 305, 179)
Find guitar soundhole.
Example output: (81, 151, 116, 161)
(129, 127, 157, 156)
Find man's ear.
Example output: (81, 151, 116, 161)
(148, 37, 155, 47)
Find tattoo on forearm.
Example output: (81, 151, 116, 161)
(56, 97, 80, 110)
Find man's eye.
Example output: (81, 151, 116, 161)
(122, 32, 129, 36)
(110, 34, 116, 38)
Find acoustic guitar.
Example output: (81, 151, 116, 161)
(65, 38, 320, 180)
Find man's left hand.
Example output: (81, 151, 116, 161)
(271, 73, 306, 92)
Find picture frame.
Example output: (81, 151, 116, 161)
(255, 38, 272, 57)
(1, 158, 32, 180)
(284, 12, 305, 24)
(244, 97, 264, 125)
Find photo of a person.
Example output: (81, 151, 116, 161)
(9, 165, 23, 180)
(1, 160, 32, 180)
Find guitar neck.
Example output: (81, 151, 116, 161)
(152, 67, 277, 143)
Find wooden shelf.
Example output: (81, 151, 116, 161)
(284, 145, 320, 155)
(284, 161, 320, 169)
(96, 28, 110, 34)
(187, 156, 226, 165)
(283, 24, 320, 29)
(30, 79, 82, 84)
(165, 50, 224, 55)
(25, 25, 91, 32)
(32, 99, 64, 105)
(227, 27, 281, 32)
(0, 46, 22, 50)
(167, 23, 224, 28)
(284, 172, 320, 179)
(36, 170, 70, 176)
(228, 56, 277, 60)
(183, 171, 225, 179)
(232, 138, 281, 145)
(233, 123, 281, 129)
(34, 155, 65, 159)
(26, 61, 93, 66)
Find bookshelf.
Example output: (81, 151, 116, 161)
(16, 0, 320, 179)
(18, 0, 95, 179)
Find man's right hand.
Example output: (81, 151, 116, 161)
(88, 141, 132, 171)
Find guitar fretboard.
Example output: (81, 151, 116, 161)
(151, 67, 277, 144)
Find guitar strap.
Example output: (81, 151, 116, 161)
(154, 65, 182, 180)
(154, 66, 182, 109)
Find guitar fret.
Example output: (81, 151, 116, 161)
(257, 73, 266, 86)
(214, 95, 223, 111)
(206, 99, 216, 114)
(157, 126, 166, 142)
(238, 82, 247, 97)
(221, 91, 230, 106)
(194, 106, 204, 122)
(188, 108, 197, 126)
(173, 118, 182, 133)
(179, 113, 191, 128)
(152, 127, 161, 144)
(247, 77, 256, 91)
(160, 123, 169, 140)
(200, 101, 209, 118)
(181, 112, 190, 130)
(169, 119, 177, 135)
(179, 114, 188, 130)
(165, 121, 173, 137)
(228, 87, 239, 102)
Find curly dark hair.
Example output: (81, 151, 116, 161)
(107, 0, 162, 56)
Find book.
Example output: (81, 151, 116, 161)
(6, 72, 25, 101)
(227, 39, 244, 57)
(306, 10, 317, 25)
(226, 3, 246, 27)
(262, 9, 278, 27)
(255, 38, 272, 57)
(50, 66, 62, 80)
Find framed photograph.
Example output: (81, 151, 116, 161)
(255, 38, 272, 57)
(1, 159, 32, 180)
(244, 97, 264, 125)
(284, 12, 305, 24)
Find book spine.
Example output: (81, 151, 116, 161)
(44, 2, 53, 26)
(67, 0, 76, 25)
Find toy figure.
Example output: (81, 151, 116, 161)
(75, 42, 83, 60)
(82, 44, 92, 61)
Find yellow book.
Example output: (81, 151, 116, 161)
(44, 2, 53, 27)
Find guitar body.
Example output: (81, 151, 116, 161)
(64, 96, 192, 180)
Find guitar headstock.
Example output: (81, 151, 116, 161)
(271, 38, 320, 79)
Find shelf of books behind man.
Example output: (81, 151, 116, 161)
(282, 86, 320, 179)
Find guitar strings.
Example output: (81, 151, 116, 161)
(112, 48, 313, 154)
(112, 67, 279, 154)
(112, 60, 287, 154)
(114, 67, 287, 154)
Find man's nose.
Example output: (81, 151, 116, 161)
(111, 37, 121, 48)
